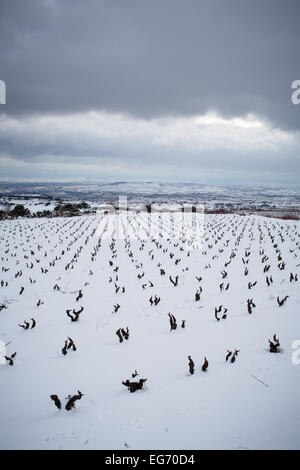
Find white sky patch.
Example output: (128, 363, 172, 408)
(0, 110, 295, 153)
(195, 112, 263, 128)
(150, 113, 295, 150)
(0, 110, 299, 182)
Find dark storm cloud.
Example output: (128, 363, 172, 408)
(0, 0, 300, 129)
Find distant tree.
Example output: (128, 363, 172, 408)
(43, 210, 52, 217)
(34, 210, 52, 218)
(64, 203, 75, 211)
(78, 201, 90, 209)
(10, 204, 31, 218)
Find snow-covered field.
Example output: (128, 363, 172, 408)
(0, 211, 300, 450)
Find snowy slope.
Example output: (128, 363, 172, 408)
(0, 213, 299, 450)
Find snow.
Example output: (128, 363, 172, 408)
(0, 212, 299, 450)
(0, 199, 56, 213)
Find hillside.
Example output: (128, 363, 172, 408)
(0, 212, 299, 450)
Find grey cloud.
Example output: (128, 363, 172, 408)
(0, 113, 299, 184)
(0, 0, 300, 130)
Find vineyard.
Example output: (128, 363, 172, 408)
(0, 211, 299, 449)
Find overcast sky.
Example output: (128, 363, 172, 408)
(0, 0, 299, 183)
